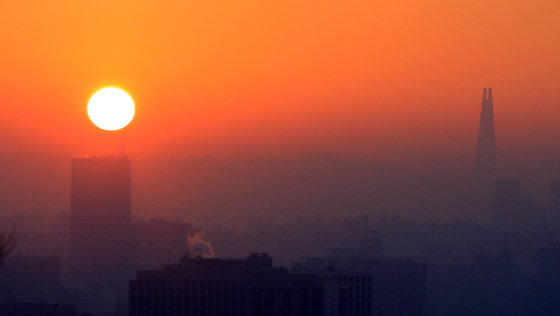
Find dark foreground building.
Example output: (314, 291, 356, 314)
(292, 257, 426, 316)
(0, 303, 78, 316)
(130, 253, 335, 316)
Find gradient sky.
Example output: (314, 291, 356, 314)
(1, 0, 559, 166)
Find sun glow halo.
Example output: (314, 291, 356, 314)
(87, 87, 135, 131)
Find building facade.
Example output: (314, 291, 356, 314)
(130, 253, 332, 316)
(69, 156, 133, 311)
(7, 255, 60, 304)
(292, 257, 426, 316)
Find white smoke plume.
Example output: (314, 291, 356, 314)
(187, 230, 215, 258)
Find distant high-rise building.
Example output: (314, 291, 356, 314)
(492, 178, 521, 230)
(492, 178, 545, 231)
(475, 88, 497, 177)
(69, 156, 132, 312)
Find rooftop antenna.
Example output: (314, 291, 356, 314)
(119, 128, 127, 157)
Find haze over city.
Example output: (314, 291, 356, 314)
(1, 1, 560, 315)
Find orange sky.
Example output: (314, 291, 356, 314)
(1, 0, 559, 165)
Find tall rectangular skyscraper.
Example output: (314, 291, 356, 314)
(475, 88, 497, 177)
(70, 156, 132, 311)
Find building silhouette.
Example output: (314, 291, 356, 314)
(538, 242, 560, 314)
(475, 88, 497, 177)
(492, 178, 521, 230)
(292, 257, 426, 316)
(0, 255, 79, 315)
(7, 255, 60, 304)
(427, 251, 530, 316)
(469, 252, 521, 316)
(492, 178, 545, 231)
(130, 253, 332, 316)
(549, 180, 560, 226)
(69, 156, 133, 312)
(0, 303, 78, 316)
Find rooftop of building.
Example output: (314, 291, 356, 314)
(292, 256, 425, 273)
(133, 253, 324, 285)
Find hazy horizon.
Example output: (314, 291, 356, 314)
(1, 148, 559, 227)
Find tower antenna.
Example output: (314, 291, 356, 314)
(119, 129, 127, 157)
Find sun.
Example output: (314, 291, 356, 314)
(87, 87, 135, 131)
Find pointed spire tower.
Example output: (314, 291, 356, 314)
(475, 88, 497, 177)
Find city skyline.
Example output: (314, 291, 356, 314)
(1, 1, 560, 315)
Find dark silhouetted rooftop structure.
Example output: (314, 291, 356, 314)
(130, 253, 333, 316)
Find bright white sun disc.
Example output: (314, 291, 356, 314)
(87, 87, 135, 131)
